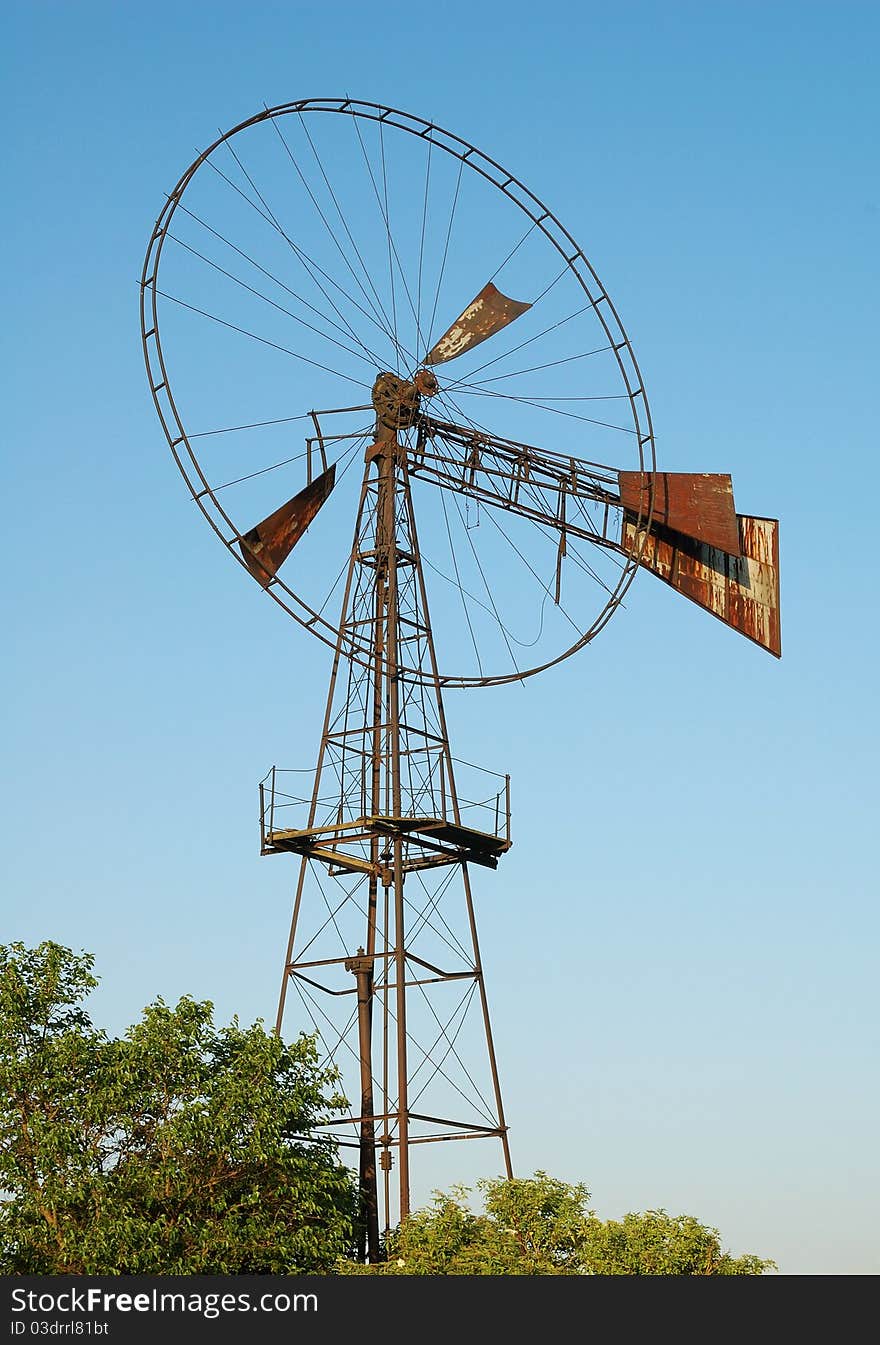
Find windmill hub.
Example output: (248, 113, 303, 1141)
(413, 367, 439, 397)
(370, 368, 438, 440)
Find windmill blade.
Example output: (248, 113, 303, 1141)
(425, 282, 532, 365)
(621, 510, 781, 657)
(238, 463, 336, 587)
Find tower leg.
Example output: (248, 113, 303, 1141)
(346, 949, 381, 1262)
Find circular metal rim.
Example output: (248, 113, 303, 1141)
(140, 97, 657, 689)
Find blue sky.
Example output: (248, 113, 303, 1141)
(3, 1, 878, 1274)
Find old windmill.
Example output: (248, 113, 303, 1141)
(140, 99, 780, 1263)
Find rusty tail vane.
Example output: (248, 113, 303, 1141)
(618, 471, 741, 555)
(410, 419, 781, 657)
(620, 499, 781, 658)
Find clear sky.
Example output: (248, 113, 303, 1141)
(3, 0, 878, 1275)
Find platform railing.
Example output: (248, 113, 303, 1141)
(259, 757, 510, 850)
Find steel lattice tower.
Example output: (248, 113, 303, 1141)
(265, 419, 513, 1261)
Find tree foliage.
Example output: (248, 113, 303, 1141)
(1, 942, 776, 1277)
(339, 1172, 775, 1275)
(0, 941, 357, 1274)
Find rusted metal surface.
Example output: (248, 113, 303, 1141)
(618, 471, 741, 555)
(622, 512, 781, 656)
(238, 463, 336, 586)
(425, 282, 532, 365)
(371, 371, 423, 436)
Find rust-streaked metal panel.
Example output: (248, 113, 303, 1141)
(238, 463, 336, 587)
(618, 471, 741, 555)
(425, 282, 532, 365)
(622, 512, 781, 657)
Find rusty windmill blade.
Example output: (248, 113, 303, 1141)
(425, 282, 532, 365)
(619, 474, 781, 658)
(238, 463, 336, 588)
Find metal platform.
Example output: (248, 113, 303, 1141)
(263, 812, 511, 872)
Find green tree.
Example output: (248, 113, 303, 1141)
(0, 941, 357, 1273)
(579, 1208, 774, 1275)
(340, 1172, 775, 1275)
